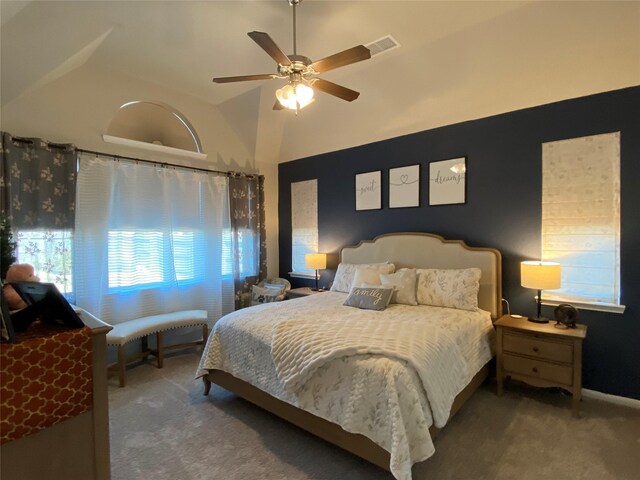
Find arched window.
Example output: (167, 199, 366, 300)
(105, 101, 203, 154)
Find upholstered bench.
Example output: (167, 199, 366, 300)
(106, 310, 208, 387)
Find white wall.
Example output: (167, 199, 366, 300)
(0, 62, 279, 279)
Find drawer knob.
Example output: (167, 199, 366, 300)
(532, 367, 538, 374)
(533, 346, 539, 353)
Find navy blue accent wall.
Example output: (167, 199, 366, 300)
(278, 86, 640, 400)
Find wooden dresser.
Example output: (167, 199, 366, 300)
(1, 309, 112, 479)
(495, 314, 587, 416)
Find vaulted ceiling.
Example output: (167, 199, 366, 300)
(2, 1, 639, 164)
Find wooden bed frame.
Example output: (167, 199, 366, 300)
(203, 232, 502, 471)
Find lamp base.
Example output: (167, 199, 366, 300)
(528, 316, 550, 324)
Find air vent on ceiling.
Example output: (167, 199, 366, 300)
(365, 35, 400, 57)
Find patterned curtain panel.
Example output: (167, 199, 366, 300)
(228, 173, 267, 309)
(0, 132, 76, 297)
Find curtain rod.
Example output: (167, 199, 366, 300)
(5, 135, 259, 179)
(77, 147, 248, 178)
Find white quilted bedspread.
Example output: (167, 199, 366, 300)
(196, 292, 495, 480)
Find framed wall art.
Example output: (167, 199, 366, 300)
(428, 157, 466, 206)
(389, 164, 420, 208)
(355, 170, 382, 211)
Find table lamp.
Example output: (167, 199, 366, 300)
(305, 253, 326, 291)
(521, 261, 561, 323)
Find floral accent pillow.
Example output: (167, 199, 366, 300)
(379, 269, 418, 305)
(416, 268, 481, 311)
(251, 285, 285, 306)
(343, 287, 393, 311)
(330, 262, 395, 293)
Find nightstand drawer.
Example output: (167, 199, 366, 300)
(503, 354, 573, 386)
(503, 332, 573, 363)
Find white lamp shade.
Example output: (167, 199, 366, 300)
(521, 261, 561, 290)
(305, 253, 326, 270)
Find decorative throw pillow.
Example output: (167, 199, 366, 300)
(251, 285, 284, 306)
(380, 269, 418, 305)
(330, 262, 395, 293)
(343, 287, 393, 311)
(416, 268, 481, 311)
(351, 265, 385, 289)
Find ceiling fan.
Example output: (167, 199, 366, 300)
(212, 0, 371, 112)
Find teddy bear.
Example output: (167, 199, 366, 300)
(2, 263, 40, 311)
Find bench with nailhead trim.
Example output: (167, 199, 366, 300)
(106, 310, 208, 387)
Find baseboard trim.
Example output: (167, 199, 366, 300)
(583, 389, 640, 409)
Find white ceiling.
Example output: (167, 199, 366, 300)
(2, 1, 639, 163)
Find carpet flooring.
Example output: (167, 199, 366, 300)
(108, 351, 640, 480)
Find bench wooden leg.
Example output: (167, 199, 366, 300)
(202, 324, 209, 345)
(156, 331, 164, 368)
(141, 335, 149, 361)
(117, 345, 126, 388)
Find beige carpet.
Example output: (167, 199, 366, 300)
(108, 352, 640, 480)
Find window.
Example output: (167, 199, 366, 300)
(541, 132, 624, 312)
(15, 229, 73, 298)
(290, 179, 318, 276)
(75, 154, 234, 324)
(107, 230, 198, 290)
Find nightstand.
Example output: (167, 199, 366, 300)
(495, 314, 587, 417)
(285, 287, 326, 299)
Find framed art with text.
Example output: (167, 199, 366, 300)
(389, 164, 420, 208)
(355, 170, 382, 211)
(428, 157, 466, 206)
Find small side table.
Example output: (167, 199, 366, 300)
(285, 287, 326, 299)
(495, 314, 587, 417)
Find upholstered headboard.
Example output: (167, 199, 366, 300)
(340, 232, 502, 319)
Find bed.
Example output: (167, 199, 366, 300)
(197, 233, 502, 480)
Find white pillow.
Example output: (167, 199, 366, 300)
(416, 268, 481, 311)
(262, 282, 286, 294)
(351, 266, 384, 289)
(380, 269, 418, 305)
(330, 262, 395, 293)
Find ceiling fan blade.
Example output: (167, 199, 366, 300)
(310, 45, 371, 73)
(273, 100, 285, 110)
(212, 74, 277, 83)
(310, 78, 360, 102)
(248, 31, 292, 66)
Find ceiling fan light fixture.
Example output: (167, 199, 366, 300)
(276, 82, 314, 110)
(212, 0, 371, 112)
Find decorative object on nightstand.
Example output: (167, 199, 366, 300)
(554, 304, 579, 329)
(520, 261, 561, 323)
(305, 253, 326, 291)
(495, 314, 587, 417)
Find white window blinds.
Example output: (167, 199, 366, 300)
(291, 179, 318, 276)
(541, 132, 621, 306)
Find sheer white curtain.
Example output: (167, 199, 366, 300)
(74, 154, 234, 325)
